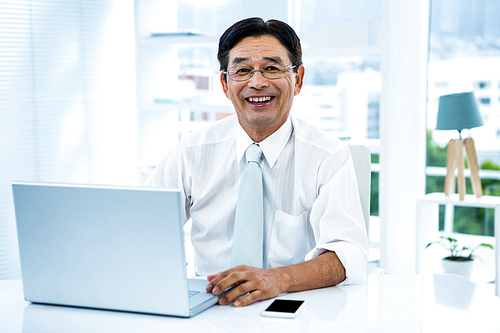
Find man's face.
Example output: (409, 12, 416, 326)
(221, 35, 304, 141)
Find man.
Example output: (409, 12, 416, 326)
(145, 17, 368, 307)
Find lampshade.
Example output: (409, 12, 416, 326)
(436, 92, 484, 132)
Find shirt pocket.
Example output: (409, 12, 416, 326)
(268, 210, 313, 266)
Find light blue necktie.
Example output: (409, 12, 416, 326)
(231, 143, 264, 268)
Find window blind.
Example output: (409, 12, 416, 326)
(0, 0, 136, 279)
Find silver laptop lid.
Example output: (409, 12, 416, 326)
(13, 182, 192, 317)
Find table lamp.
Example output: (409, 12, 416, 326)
(436, 92, 484, 200)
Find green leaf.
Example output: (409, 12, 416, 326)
(480, 243, 494, 250)
(426, 242, 437, 249)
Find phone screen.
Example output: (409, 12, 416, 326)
(264, 299, 305, 313)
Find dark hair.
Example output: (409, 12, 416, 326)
(218, 17, 302, 81)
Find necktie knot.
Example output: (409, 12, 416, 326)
(246, 144, 262, 164)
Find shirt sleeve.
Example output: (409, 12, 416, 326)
(143, 144, 191, 223)
(305, 149, 369, 285)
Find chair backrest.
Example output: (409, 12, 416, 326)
(347, 145, 371, 232)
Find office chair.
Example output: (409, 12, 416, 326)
(347, 144, 387, 275)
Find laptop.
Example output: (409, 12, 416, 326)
(12, 181, 219, 317)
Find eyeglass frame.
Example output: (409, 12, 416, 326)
(223, 64, 297, 82)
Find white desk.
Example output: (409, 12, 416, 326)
(416, 193, 500, 296)
(2, 275, 500, 333)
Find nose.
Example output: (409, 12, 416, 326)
(247, 70, 269, 89)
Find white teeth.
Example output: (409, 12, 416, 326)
(249, 97, 271, 103)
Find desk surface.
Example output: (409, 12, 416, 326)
(2, 275, 500, 333)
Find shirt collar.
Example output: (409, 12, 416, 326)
(236, 117, 293, 168)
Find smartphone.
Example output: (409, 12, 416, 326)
(261, 299, 307, 318)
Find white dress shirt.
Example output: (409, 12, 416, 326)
(145, 114, 369, 285)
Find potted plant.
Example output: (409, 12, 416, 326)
(426, 236, 494, 279)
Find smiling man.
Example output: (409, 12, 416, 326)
(220, 35, 298, 142)
(145, 17, 369, 307)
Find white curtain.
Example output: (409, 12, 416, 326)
(0, 0, 137, 279)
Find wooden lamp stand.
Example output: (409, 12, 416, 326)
(444, 137, 483, 200)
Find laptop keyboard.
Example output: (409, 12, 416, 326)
(189, 290, 200, 298)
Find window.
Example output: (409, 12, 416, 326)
(479, 97, 491, 105)
(137, 0, 381, 157)
(427, 0, 500, 236)
(136, 0, 382, 214)
(475, 81, 492, 89)
(0, 0, 136, 279)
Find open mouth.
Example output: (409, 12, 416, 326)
(246, 96, 274, 104)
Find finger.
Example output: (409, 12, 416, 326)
(207, 266, 253, 295)
(207, 271, 222, 282)
(234, 289, 264, 307)
(211, 271, 245, 296)
(218, 266, 261, 297)
(219, 279, 252, 305)
(206, 270, 231, 293)
(206, 272, 222, 292)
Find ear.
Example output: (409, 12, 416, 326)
(294, 65, 305, 96)
(220, 72, 230, 100)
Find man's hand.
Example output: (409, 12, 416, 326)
(206, 265, 289, 307)
(206, 251, 346, 307)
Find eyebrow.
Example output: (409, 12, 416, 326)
(231, 56, 285, 66)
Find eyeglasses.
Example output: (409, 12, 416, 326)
(224, 64, 297, 82)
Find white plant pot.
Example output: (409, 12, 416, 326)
(441, 257, 475, 280)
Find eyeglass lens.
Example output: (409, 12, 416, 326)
(228, 64, 293, 81)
